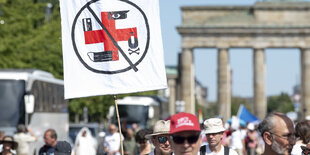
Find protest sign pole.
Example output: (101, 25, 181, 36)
(114, 95, 124, 155)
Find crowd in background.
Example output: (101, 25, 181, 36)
(0, 112, 309, 155)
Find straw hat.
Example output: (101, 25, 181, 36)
(203, 118, 226, 134)
(145, 120, 170, 139)
(0, 136, 18, 150)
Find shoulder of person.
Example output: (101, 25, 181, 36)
(39, 145, 46, 151)
(199, 144, 208, 154)
(148, 150, 155, 155)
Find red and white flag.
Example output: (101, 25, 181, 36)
(60, 0, 167, 99)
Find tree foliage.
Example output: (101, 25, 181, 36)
(69, 91, 157, 123)
(231, 96, 252, 116)
(203, 96, 252, 120)
(204, 101, 219, 119)
(267, 92, 294, 113)
(0, 0, 63, 78)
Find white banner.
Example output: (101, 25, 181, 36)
(60, 0, 167, 99)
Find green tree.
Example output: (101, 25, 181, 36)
(267, 92, 294, 113)
(69, 90, 158, 123)
(231, 96, 252, 116)
(204, 101, 219, 119)
(0, 0, 63, 78)
(203, 96, 252, 120)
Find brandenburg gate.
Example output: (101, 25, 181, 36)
(177, 0, 310, 121)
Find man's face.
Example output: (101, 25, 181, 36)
(171, 131, 201, 155)
(152, 134, 172, 155)
(205, 132, 223, 147)
(269, 116, 296, 155)
(109, 125, 117, 134)
(44, 131, 56, 146)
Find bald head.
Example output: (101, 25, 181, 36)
(126, 128, 134, 138)
(258, 112, 296, 155)
(109, 124, 117, 134)
(258, 112, 294, 137)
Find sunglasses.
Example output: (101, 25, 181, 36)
(157, 136, 168, 144)
(171, 135, 200, 144)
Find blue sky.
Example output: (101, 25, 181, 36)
(159, 0, 303, 101)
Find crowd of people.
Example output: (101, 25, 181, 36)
(0, 112, 309, 155)
(0, 127, 71, 155)
(108, 112, 310, 155)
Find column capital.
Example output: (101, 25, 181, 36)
(182, 48, 194, 52)
(253, 48, 265, 51)
(301, 48, 310, 51)
(217, 47, 229, 50)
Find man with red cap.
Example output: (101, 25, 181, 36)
(169, 112, 202, 155)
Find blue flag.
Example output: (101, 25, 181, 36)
(237, 104, 260, 124)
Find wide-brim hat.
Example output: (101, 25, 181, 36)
(203, 118, 226, 134)
(145, 120, 170, 139)
(0, 136, 18, 150)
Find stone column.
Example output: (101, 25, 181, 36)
(168, 79, 176, 115)
(301, 48, 310, 119)
(253, 48, 267, 120)
(217, 48, 231, 122)
(180, 48, 195, 114)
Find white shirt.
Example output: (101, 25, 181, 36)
(240, 129, 247, 140)
(291, 143, 306, 155)
(104, 132, 124, 155)
(203, 145, 238, 155)
(14, 132, 36, 155)
(230, 130, 243, 150)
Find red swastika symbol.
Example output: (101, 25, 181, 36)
(84, 12, 137, 61)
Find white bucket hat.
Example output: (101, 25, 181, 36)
(145, 120, 170, 139)
(203, 118, 226, 134)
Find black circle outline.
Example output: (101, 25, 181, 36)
(71, 0, 150, 74)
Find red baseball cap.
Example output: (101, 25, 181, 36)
(169, 112, 201, 134)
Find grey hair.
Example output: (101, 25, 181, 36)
(17, 124, 26, 133)
(258, 112, 278, 137)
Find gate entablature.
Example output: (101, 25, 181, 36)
(177, 1, 310, 121)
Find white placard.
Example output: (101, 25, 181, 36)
(60, 0, 167, 99)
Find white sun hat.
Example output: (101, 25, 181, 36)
(145, 120, 170, 139)
(203, 118, 226, 134)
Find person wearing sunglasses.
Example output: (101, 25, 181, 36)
(200, 118, 238, 155)
(145, 120, 172, 155)
(169, 112, 202, 155)
(258, 112, 296, 155)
